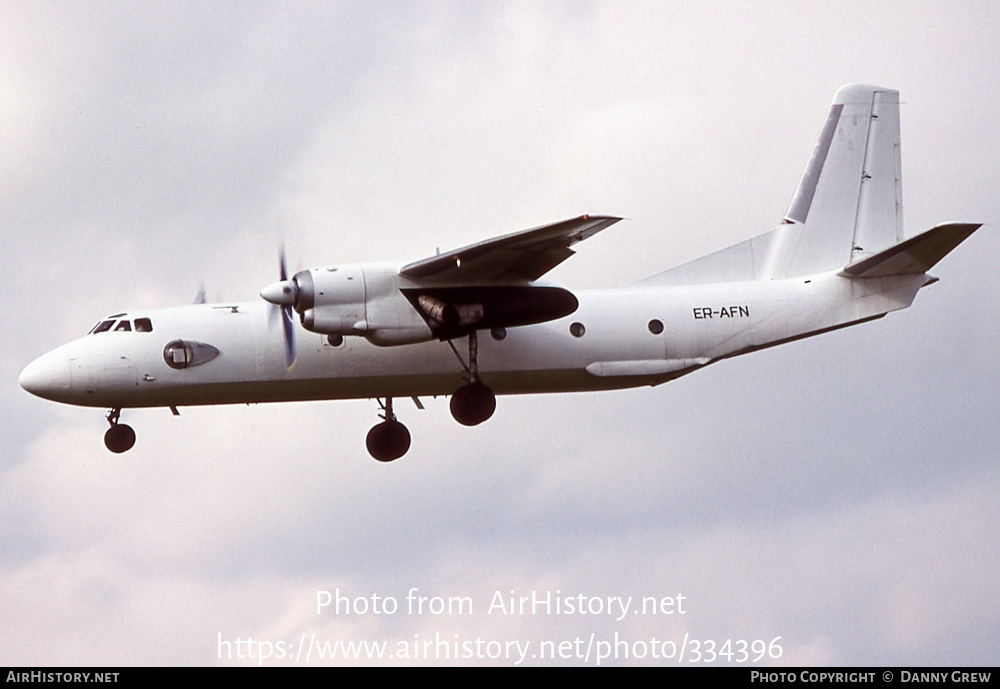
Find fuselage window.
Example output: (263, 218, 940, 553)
(114, 320, 132, 332)
(163, 340, 193, 369)
(89, 320, 115, 334)
(134, 318, 153, 332)
(162, 339, 220, 369)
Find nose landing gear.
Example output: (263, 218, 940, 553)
(104, 408, 136, 453)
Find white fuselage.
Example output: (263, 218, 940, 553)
(19, 268, 926, 410)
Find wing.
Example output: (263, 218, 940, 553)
(399, 215, 623, 283)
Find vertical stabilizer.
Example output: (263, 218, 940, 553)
(638, 85, 906, 287)
(774, 84, 903, 277)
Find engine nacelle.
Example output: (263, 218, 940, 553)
(283, 263, 578, 347)
(291, 263, 435, 345)
(289, 264, 365, 335)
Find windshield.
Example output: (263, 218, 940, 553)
(87, 317, 153, 335)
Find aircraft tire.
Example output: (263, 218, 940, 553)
(450, 382, 496, 426)
(104, 424, 136, 453)
(366, 420, 411, 462)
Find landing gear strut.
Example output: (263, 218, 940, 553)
(104, 408, 136, 454)
(366, 397, 411, 462)
(449, 330, 496, 427)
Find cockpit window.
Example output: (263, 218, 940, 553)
(87, 317, 153, 334)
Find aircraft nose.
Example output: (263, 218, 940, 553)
(19, 350, 71, 401)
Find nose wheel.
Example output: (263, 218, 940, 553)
(366, 397, 411, 462)
(104, 408, 136, 453)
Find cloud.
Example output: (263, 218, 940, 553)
(4, 1, 999, 666)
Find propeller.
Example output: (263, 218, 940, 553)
(260, 247, 298, 370)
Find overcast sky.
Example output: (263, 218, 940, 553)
(3, 1, 999, 666)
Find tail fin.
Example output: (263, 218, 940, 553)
(778, 84, 903, 274)
(639, 85, 909, 286)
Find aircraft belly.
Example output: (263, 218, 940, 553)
(112, 367, 637, 408)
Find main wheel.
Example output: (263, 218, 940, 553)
(104, 424, 136, 453)
(450, 382, 497, 426)
(366, 420, 411, 462)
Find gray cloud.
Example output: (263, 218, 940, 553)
(3, 1, 999, 666)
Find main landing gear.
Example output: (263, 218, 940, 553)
(365, 330, 497, 462)
(104, 407, 136, 454)
(449, 329, 496, 427)
(366, 397, 412, 462)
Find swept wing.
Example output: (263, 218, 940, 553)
(399, 215, 622, 284)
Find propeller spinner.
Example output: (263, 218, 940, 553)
(261, 248, 298, 370)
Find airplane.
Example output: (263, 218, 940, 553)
(19, 84, 981, 462)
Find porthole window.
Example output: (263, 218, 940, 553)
(648, 318, 664, 335)
(569, 322, 585, 338)
(490, 327, 507, 341)
(163, 340, 194, 369)
(327, 334, 344, 347)
(163, 340, 220, 369)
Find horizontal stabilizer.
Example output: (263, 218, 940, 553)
(840, 223, 981, 278)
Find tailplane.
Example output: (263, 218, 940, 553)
(839, 222, 981, 279)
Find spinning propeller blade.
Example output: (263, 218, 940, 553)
(261, 246, 298, 370)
